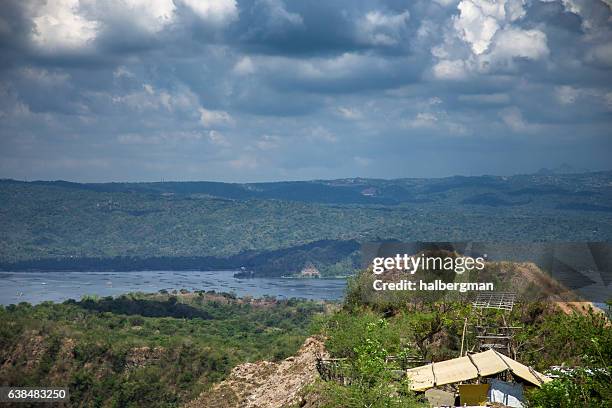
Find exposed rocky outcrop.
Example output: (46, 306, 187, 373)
(1, 330, 47, 372)
(125, 346, 165, 370)
(184, 336, 327, 408)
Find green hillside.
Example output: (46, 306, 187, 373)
(0, 292, 324, 407)
(2, 172, 612, 273)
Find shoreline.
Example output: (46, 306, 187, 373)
(0, 270, 348, 306)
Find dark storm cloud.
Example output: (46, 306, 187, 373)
(0, 0, 611, 182)
(229, 0, 438, 56)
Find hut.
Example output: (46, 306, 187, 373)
(405, 349, 550, 407)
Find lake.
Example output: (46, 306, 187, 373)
(0, 271, 347, 305)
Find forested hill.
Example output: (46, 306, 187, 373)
(7, 171, 612, 205)
(2, 172, 612, 274)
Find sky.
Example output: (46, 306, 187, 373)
(0, 0, 611, 182)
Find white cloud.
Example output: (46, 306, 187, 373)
(500, 107, 529, 132)
(112, 84, 199, 113)
(452, 0, 526, 52)
(308, 126, 337, 143)
(434, 0, 460, 7)
(259, 0, 303, 26)
(431, 0, 547, 80)
(179, 0, 238, 26)
(18, 0, 228, 68)
(118, 0, 176, 32)
(208, 130, 231, 147)
(233, 56, 256, 75)
(587, 43, 612, 68)
(357, 10, 410, 46)
(260, 52, 385, 84)
(337, 107, 362, 120)
(199, 107, 233, 127)
(31, 0, 99, 51)
(30, 0, 181, 51)
(541, 0, 612, 31)
(453, 0, 530, 55)
(454, 0, 502, 55)
(20, 67, 70, 86)
(406, 112, 439, 128)
(488, 28, 549, 61)
(432, 59, 470, 80)
(143, 84, 154, 95)
(113, 66, 135, 79)
(81, 0, 176, 34)
(0, 86, 32, 119)
(401, 110, 469, 135)
(555, 86, 580, 105)
(255, 134, 281, 150)
(554, 86, 612, 110)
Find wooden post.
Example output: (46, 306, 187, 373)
(460, 317, 468, 357)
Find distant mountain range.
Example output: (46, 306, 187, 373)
(535, 163, 592, 176)
(4, 169, 611, 205)
(1, 171, 612, 274)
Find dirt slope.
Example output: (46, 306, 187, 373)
(184, 336, 327, 408)
(500, 262, 605, 315)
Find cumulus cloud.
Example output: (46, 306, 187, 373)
(555, 85, 580, 105)
(30, 0, 99, 51)
(81, 0, 176, 35)
(307, 126, 337, 143)
(336, 107, 362, 120)
(208, 130, 231, 146)
(26, 0, 239, 55)
(487, 28, 548, 61)
(233, 56, 256, 75)
(20, 67, 69, 85)
(434, 0, 459, 7)
(432, 59, 470, 80)
(542, 0, 612, 30)
(554, 85, 612, 111)
(112, 84, 199, 114)
(357, 9, 410, 46)
(454, 0, 503, 55)
(500, 106, 533, 132)
(258, 0, 302, 27)
(255, 134, 281, 150)
(430, 0, 551, 80)
(179, 0, 238, 26)
(406, 112, 439, 127)
(0, 0, 611, 181)
(451, 0, 528, 55)
(199, 108, 233, 127)
(113, 66, 135, 79)
(587, 43, 612, 68)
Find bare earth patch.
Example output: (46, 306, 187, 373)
(184, 336, 327, 408)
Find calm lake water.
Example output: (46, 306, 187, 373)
(0, 271, 347, 305)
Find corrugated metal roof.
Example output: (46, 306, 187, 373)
(405, 349, 551, 391)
